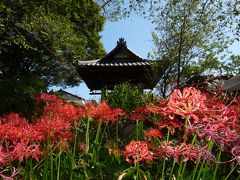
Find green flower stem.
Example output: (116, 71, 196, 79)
(202, 160, 209, 180)
(177, 159, 183, 180)
(92, 119, 103, 162)
(213, 149, 222, 180)
(161, 159, 167, 180)
(192, 160, 200, 180)
(236, 173, 240, 180)
(180, 162, 187, 179)
(50, 148, 53, 180)
(86, 117, 90, 153)
(26, 158, 34, 179)
(180, 134, 197, 178)
(70, 133, 77, 179)
(196, 161, 204, 180)
(33, 141, 61, 171)
(183, 116, 189, 143)
(57, 150, 62, 180)
(136, 163, 140, 180)
(166, 127, 170, 142)
(191, 134, 197, 145)
(169, 159, 176, 180)
(81, 159, 90, 179)
(161, 128, 171, 180)
(136, 120, 139, 140)
(94, 119, 102, 145)
(43, 156, 49, 180)
(202, 140, 214, 179)
(116, 120, 119, 148)
(225, 163, 239, 180)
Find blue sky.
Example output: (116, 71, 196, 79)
(54, 14, 240, 101)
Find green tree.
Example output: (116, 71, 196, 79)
(0, 0, 105, 86)
(0, 0, 105, 116)
(97, 0, 239, 35)
(148, 0, 234, 97)
(221, 55, 240, 75)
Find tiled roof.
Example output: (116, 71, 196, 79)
(77, 59, 151, 67)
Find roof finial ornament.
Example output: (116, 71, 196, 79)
(117, 37, 127, 47)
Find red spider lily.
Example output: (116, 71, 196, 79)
(156, 119, 184, 134)
(188, 105, 240, 149)
(167, 87, 207, 122)
(129, 107, 149, 121)
(0, 167, 19, 180)
(125, 140, 154, 164)
(0, 113, 29, 127)
(37, 93, 84, 122)
(150, 141, 215, 163)
(0, 114, 36, 144)
(10, 143, 42, 162)
(0, 143, 42, 165)
(147, 106, 174, 117)
(0, 93, 84, 165)
(144, 129, 163, 138)
(33, 116, 73, 142)
(32, 93, 84, 142)
(147, 87, 207, 123)
(86, 101, 125, 124)
(231, 146, 240, 164)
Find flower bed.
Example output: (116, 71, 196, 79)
(0, 87, 239, 179)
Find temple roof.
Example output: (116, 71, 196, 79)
(76, 38, 162, 92)
(77, 38, 150, 67)
(77, 60, 150, 66)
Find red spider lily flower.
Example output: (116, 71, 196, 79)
(150, 141, 215, 163)
(231, 146, 240, 164)
(0, 167, 19, 180)
(0, 93, 87, 165)
(34, 116, 73, 142)
(35, 93, 85, 123)
(129, 107, 149, 121)
(144, 129, 163, 138)
(0, 113, 29, 127)
(147, 106, 174, 117)
(125, 140, 153, 164)
(188, 105, 240, 148)
(10, 143, 42, 162)
(86, 101, 125, 124)
(156, 119, 184, 134)
(0, 114, 36, 144)
(167, 87, 207, 122)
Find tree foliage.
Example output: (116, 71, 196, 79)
(97, 0, 240, 36)
(0, 0, 105, 116)
(221, 55, 240, 75)
(96, 0, 154, 21)
(0, 0, 105, 86)
(148, 0, 237, 97)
